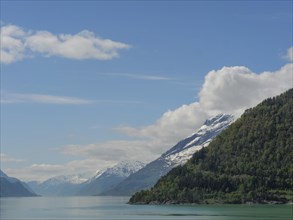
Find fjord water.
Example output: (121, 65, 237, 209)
(0, 196, 291, 220)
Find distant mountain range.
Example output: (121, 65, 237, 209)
(26, 114, 234, 197)
(129, 89, 293, 204)
(0, 170, 37, 197)
(77, 160, 145, 195)
(103, 114, 234, 196)
(27, 174, 88, 196)
(27, 160, 145, 196)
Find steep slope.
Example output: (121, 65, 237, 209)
(77, 160, 145, 196)
(104, 114, 234, 196)
(0, 170, 37, 197)
(0, 170, 8, 178)
(129, 89, 293, 204)
(27, 175, 88, 196)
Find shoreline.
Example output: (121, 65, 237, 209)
(129, 200, 293, 206)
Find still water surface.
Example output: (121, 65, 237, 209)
(0, 196, 292, 220)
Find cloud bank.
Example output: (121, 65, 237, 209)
(0, 24, 130, 64)
(4, 159, 118, 182)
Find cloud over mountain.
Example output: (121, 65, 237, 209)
(60, 59, 292, 171)
(5, 49, 292, 182)
(118, 63, 293, 148)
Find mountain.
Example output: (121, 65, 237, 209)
(77, 160, 145, 196)
(27, 174, 88, 196)
(0, 170, 37, 197)
(129, 89, 293, 204)
(104, 114, 234, 196)
(0, 170, 8, 178)
(27, 161, 145, 196)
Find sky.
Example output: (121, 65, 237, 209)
(0, 0, 292, 181)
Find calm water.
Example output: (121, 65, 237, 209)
(0, 196, 292, 220)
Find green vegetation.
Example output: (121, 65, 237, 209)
(129, 89, 293, 204)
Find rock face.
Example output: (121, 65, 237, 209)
(0, 170, 37, 197)
(129, 89, 293, 204)
(103, 114, 234, 196)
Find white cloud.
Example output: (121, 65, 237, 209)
(30, 163, 64, 173)
(117, 103, 207, 147)
(199, 64, 293, 117)
(4, 159, 119, 182)
(0, 25, 27, 64)
(113, 62, 292, 157)
(62, 140, 158, 162)
(1, 92, 94, 104)
(26, 30, 130, 60)
(0, 24, 130, 64)
(284, 47, 293, 62)
(0, 153, 25, 163)
(1, 91, 145, 105)
(4, 164, 70, 182)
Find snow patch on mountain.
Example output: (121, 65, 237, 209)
(163, 114, 234, 167)
(39, 174, 88, 186)
(76, 160, 146, 196)
(91, 160, 146, 180)
(103, 114, 234, 196)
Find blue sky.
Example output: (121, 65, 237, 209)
(1, 1, 292, 181)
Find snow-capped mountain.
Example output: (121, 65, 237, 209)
(99, 160, 145, 178)
(41, 175, 88, 185)
(103, 114, 234, 196)
(27, 161, 145, 196)
(0, 170, 37, 197)
(162, 114, 234, 166)
(27, 174, 88, 196)
(77, 160, 145, 196)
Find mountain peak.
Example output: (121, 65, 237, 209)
(204, 114, 233, 126)
(42, 174, 88, 185)
(162, 114, 234, 164)
(0, 170, 37, 197)
(103, 160, 145, 178)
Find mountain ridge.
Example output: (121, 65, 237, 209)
(77, 160, 145, 196)
(0, 170, 37, 197)
(129, 89, 293, 204)
(27, 160, 145, 196)
(103, 114, 234, 196)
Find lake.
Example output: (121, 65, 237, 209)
(0, 196, 292, 220)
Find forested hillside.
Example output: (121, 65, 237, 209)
(129, 89, 293, 204)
